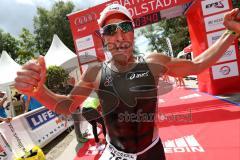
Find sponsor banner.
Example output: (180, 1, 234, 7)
(207, 30, 225, 46)
(217, 45, 237, 63)
(0, 107, 73, 158)
(25, 108, 57, 130)
(24, 107, 73, 147)
(112, 0, 192, 18)
(163, 135, 205, 153)
(211, 61, 239, 80)
(201, 0, 230, 16)
(0, 133, 11, 160)
(67, 0, 193, 61)
(78, 48, 98, 64)
(0, 119, 35, 158)
(76, 35, 94, 51)
(68, 0, 193, 35)
(204, 12, 225, 32)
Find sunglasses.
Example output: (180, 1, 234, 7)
(101, 21, 134, 36)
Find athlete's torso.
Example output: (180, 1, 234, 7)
(97, 57, 158, 153)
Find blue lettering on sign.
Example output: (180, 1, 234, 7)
(25, 108, 57, 130)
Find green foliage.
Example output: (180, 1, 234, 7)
(33, 1, 75, 55)
(139, 16, 190, 57)
(16, 28, 36, 64)
(232, 0, 240, 8)
(0, 29, 19, 59)
(45, 66, 70, 94)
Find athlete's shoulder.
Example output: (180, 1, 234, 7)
(144, 53, 169, 78)
(145, 52, 171, 65)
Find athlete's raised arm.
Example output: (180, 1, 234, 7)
(146, 8, 240, 77)
(14, 56, 101, 115)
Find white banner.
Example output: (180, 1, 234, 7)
(201, 0, 230, 16)
(211, 61, 239, 80)
(0, 133, 12, 160)
(216, 45, 237, 63)
(24, 107, 73, 147)
(207, 30, 225, 46)
(0, 107, 73, 159)
(76, 35, 94, 51)
(204, 12, 225, 32)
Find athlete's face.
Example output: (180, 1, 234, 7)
(102, 14, 134, 64)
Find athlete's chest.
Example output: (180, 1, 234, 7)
(100, 63, 157, 108)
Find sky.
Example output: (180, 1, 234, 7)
(0, 0, 108, 37)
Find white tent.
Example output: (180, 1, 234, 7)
(0, 51, 21, 117)
(0, 51, 21, 87)
(45, 34, 79, 72)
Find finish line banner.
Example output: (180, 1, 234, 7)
(67, 0, 193, 70)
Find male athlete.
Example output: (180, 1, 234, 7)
(15, 4, 240, 160)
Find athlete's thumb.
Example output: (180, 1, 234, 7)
(37, 55, 47, 86)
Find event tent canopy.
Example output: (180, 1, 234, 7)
(45, 34, 79, 72)
(0, 51, 21, 87)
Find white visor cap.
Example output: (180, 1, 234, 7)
(97, 4, 134, 28)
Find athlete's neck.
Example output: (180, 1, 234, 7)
(111, 56, 136, 72)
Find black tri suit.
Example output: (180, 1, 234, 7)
(97, 57, 166, 160)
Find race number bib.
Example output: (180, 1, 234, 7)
(99, 144, 137, 160)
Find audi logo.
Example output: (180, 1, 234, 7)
(74, 12, 97, 26)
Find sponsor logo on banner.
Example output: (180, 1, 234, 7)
(25, 108, 57, 130)
(207, 30, 225, 47)
(202, 0, 229, 16)
(217, 45, 237, 63)
(78, 48, 97, 63)
(204, 13, 225, 32)
(74, 12, 97, 26)
(212, 61, 239, 80)
(163, 135, 205, 153)
(76, 35, 94, 51)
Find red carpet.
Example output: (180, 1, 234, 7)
(74, 88, 240, 160)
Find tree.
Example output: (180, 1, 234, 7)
(0, 29, 19, 60)
(139, 16, 190, 57)
(16, 28, 36, 64)
(33, 1, 75, 55)
(232, 0, 240, 8)
(45, 65, 70, 94)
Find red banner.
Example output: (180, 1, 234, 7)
(67, 0, 193, 71)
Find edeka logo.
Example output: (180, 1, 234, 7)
(163, 135, 205, 153)
(25, 108, 57, 130)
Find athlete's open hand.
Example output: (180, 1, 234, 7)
(224, 8, 240, 34)
(14, 56, 46, 96)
